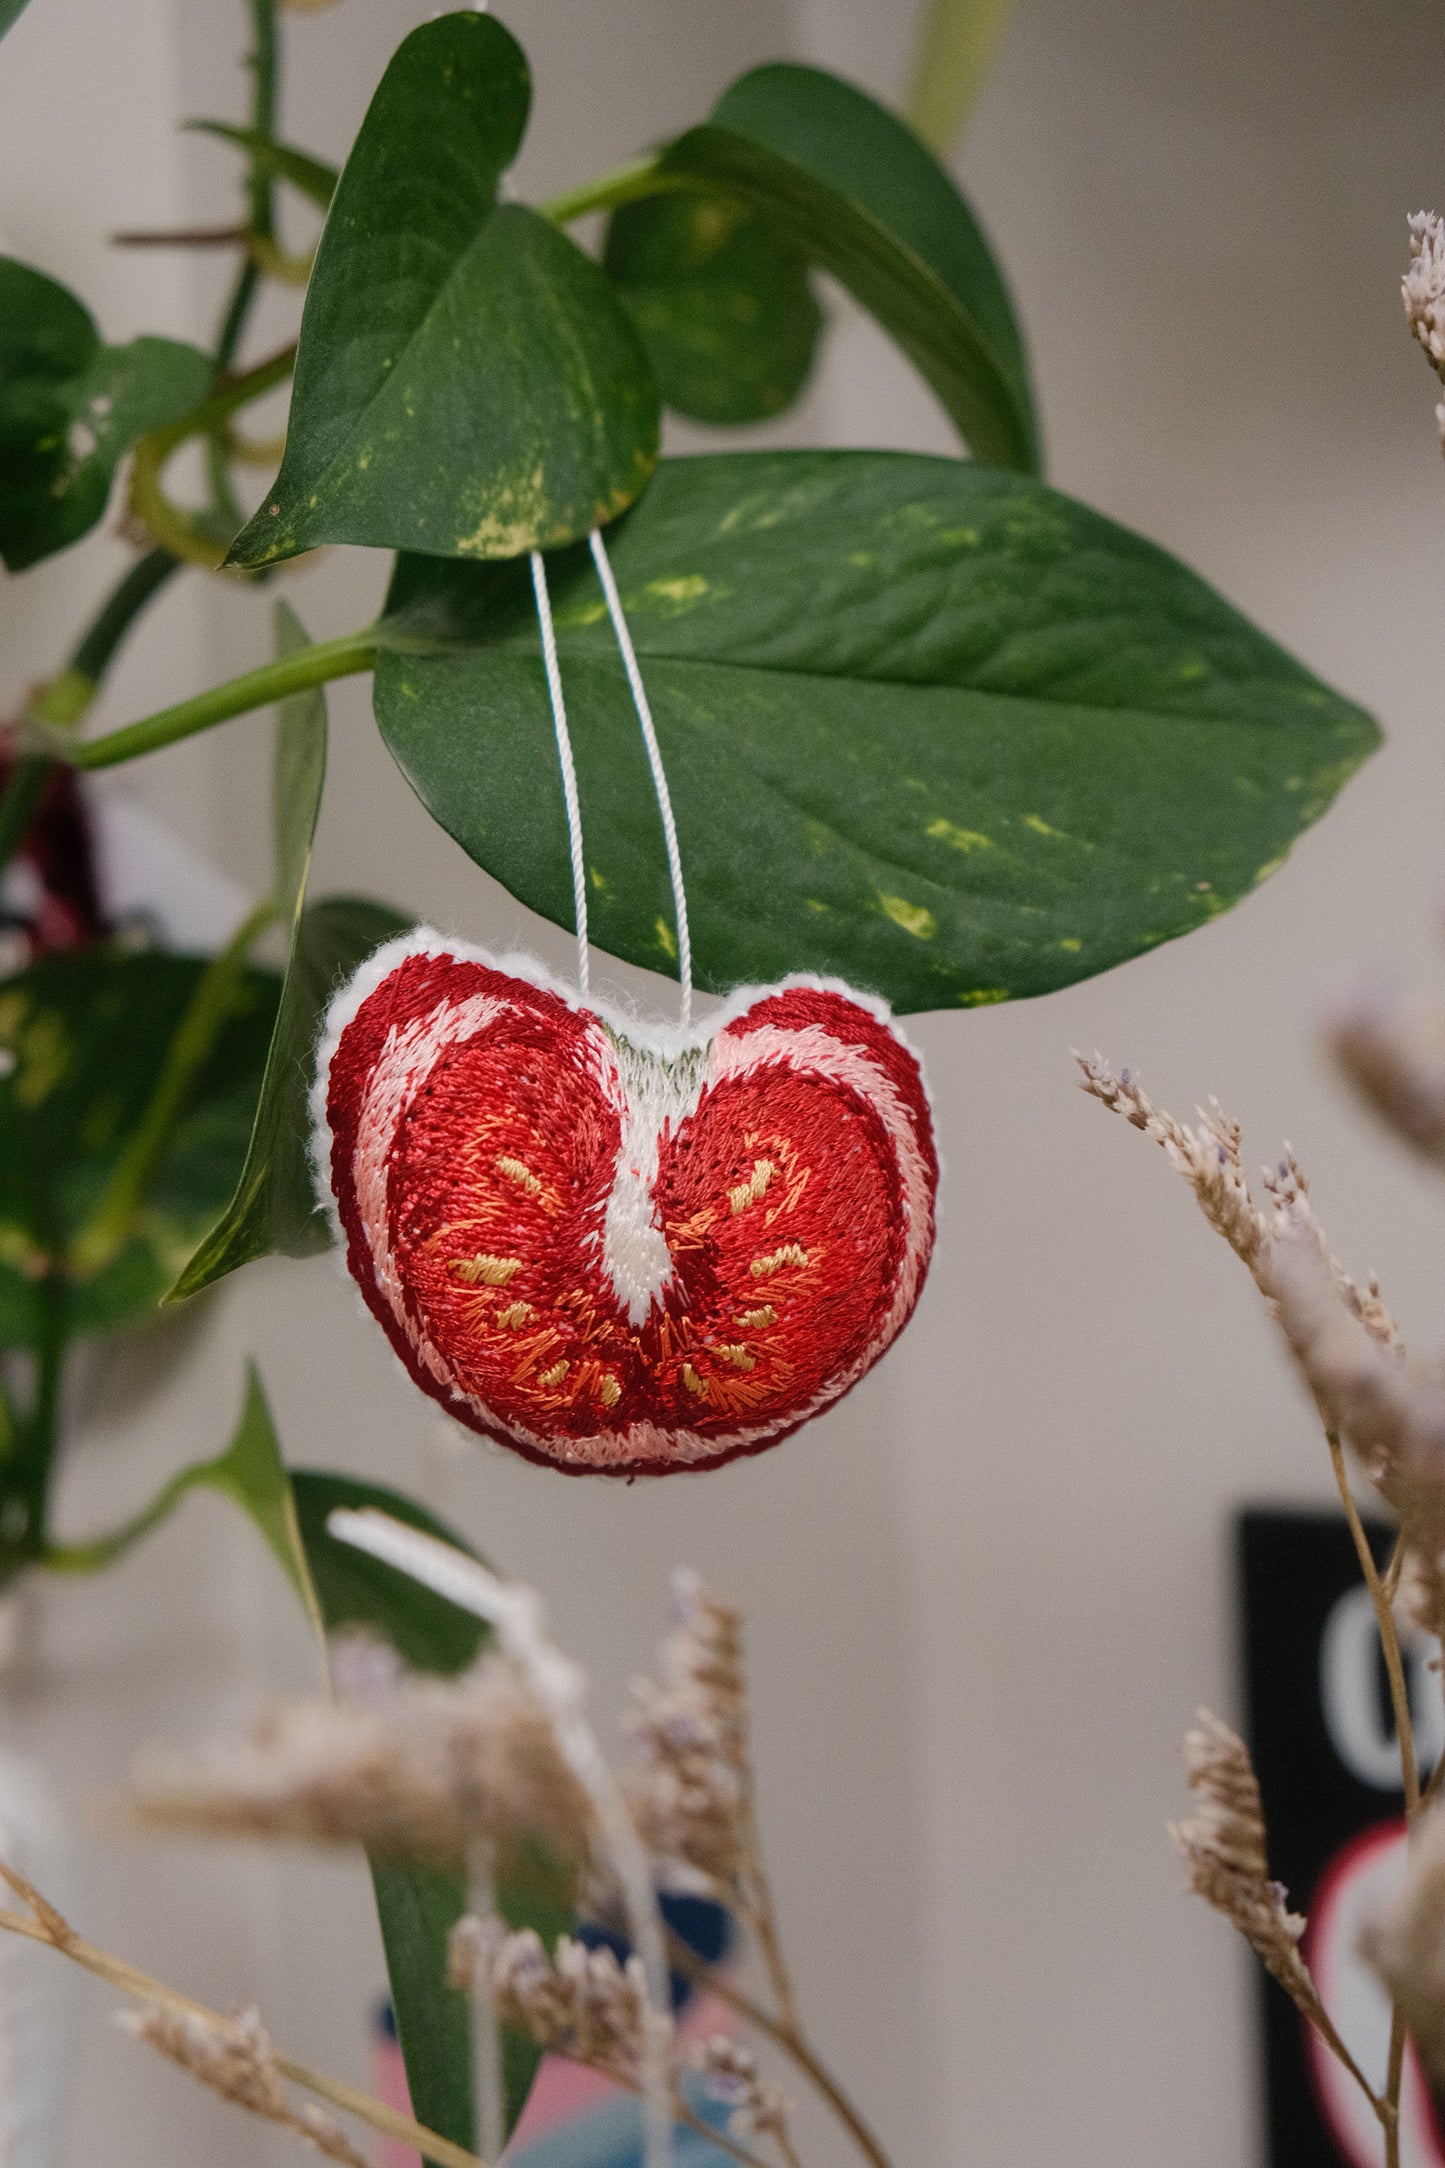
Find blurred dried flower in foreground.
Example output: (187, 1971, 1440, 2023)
(119, 2002, 369, 2166)
(122, 1648, 590, 1870)
(1170, 1710, 1316, 2006)
(690, 2036, 796, 2161)
(452, 1918, 663, 2083)
(1361, 1805, 1445, 2084)
(1406, 211, 1445, 451)
(1329, 992, 1445, 1172)
(1267, 1231, 1445, 1639)
(626, 1569, 749, 1898)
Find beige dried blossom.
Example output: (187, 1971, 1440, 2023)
(690, 2036, 795, 2155)
(1361, 1803, 1445, 2083)
(456, 1920, 667, 2083)
(119, 2002, 368, 2167)
(123, 1649, 590, 1870)
(625, 1570, 750, 1898)
(1076, 1054, 1400, 1342)
(1170, 1710, 1318, 2011)
(1406, 211, 1445, 450)
(1268, 1229, 1445, 1635)
(1329, 993, 1445, 1171)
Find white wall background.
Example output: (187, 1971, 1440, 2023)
(3, 2, 1445, 2165)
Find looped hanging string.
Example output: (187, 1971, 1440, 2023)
(529, 549, 590, 1002)
(528, 533, 693, 1028)
(589, 528, 694, 1032)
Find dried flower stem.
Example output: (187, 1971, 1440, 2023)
(664, 1932, 893, 2168)
(1326, 1432, 1420, 1815)
(1385, 2009, 1406, 2168)
(0, 1859, 482, 2168)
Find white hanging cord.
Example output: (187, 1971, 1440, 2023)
(589, 529, 693, 1031)
(529, 549, 590, 1001)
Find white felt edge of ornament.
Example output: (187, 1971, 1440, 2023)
(307, 922, 939, 1233)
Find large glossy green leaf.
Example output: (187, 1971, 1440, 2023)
(0, 0, 32, 40)
(0, 259, 212, 571)
(0, 948, 278, 1343)
(291, 1471, 575, 2144)
(373, 449, 1379, 1015)
(168, 898, 410, 1300)
(654, 64, 1035, 471)
(603, 190, 822, 426)
(228, 13, 658, 571)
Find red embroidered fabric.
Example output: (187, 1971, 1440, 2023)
(321, 942, 938, 1476)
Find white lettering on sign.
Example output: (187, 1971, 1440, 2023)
(1319, 1584, 1445, 1789)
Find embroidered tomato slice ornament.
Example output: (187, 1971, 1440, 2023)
(317, 934, 938, 1475)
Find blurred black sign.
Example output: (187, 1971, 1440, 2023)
(1239, 1509, 1445, 2168)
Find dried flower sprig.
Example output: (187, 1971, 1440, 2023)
(625, 1569, 803, 2044)
(1404, 211, 1445, 453)
(1171, 1712, 1310, 1997)
(1073, 1054, 1397, 1341)
(1329, 993, 1445, 1173)
(119, 2002, 370, 2167)
(690, 2036, 799, 2168)
(1171, 1712, 1380, 2111)
(625, 1570, 749, 1899)
(121, 1648, 590, 1870)
(1361, 1804, 1445, 2084)
(1077, 1054, 1427, 1806)
(449, 1916, 779, 2168)
(0, 1854, 480, 2168)
(454, 1921, 658, 2082)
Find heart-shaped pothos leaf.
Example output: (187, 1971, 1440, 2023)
(372, 449, 1378, 1014)
(0, 259, 211, 571)
(228, 12, 659, 571)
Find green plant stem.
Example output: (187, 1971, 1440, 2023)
(0, 548, 183, 884)
(130, 341, 297, 567)
(246, 0, 279, 246)
(46, 628, 376, 772)
(69, 898, 278, 1279)
(70, 546, 183, 682)
(214, 260, 262, 376)
(45, 1461, 221, 1576)
(540, 152, 687, 227)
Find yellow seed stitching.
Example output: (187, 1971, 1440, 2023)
(737, 1305, 777, 1329)
(537, 1360, 570, 1389)
(682, 1363, 708, 1397)
(598, 1375, 622, 1408)
(728, 1158, 777, 1214)
(749, 1244, 809, 1278)
(715, 1344, 756, 1371)
(497, 1301, 535, 1329)
(495, 1154, 542, 1197)
(453, 1254, 523, 1286)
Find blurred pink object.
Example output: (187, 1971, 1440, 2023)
(371, 1989, 739, 2163)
